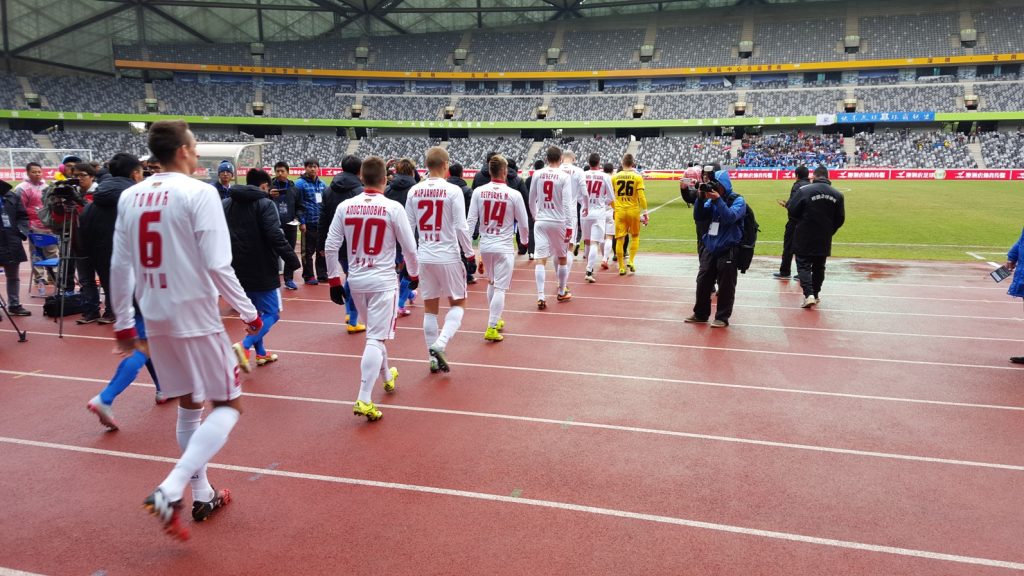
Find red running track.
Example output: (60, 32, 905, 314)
(1, 254, 1023, 575)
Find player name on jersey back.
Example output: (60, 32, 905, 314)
(407, 178, 469, 264)
(583, 171, 613, 216)
(531, 167, 571, 223)
(468, 182, 529, 254)
(339, 193, 408, 291)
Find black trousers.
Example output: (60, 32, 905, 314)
(779, 220, 796, 275)
(694, 247, 738, 322)
(282, 225, 299, 281)
(301, 225, 328, 281)
(77, 256, 109, 315)
(519, 213, 535, 255)
(796, 255, 827, 297)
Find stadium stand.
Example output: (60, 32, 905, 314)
(262, 134, 348, 168)
(261, 39, 362, 69)
(548, 96, 635, 121)
(636, 136, 730, 169)
(362, 96, 447, 120)
(353, 137, 441, 167)
(980, 131, 1024, 169)
(855, 85, 963, 112)
(463, 31, 553, 72)
(370, 34, 462, 71)
(32, 76, 146, 114)
(153, 80, 252, 116)
(113, 43, 251, 66)
(745, 89, 843, 117)
(654, 24, 740, 68)
(858, 13, 960, 59)
(455, 97, 543, 122)
(193, 132, 255, 143)
(737, 132, 847, 168)
(853, 130, 976, 168)
(559, 29, 643, 70)
(0, 74, 22, 109)
(262, 84, 356, 119)
(644, 93, 735, 120)
(446, 137, 534, 169)
(49, 130, 148, 162)
(973, 7, 1024, 55)
(975, 82, 1024, 112)
(532, 138, 629, 166)
(749, 18, 843, 64)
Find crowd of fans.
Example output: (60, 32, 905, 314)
(736, 132, 847, 169)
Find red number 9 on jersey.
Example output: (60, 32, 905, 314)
(543, 180, 554, 202)
(139, 211, 162, 269)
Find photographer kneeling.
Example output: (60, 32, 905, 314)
(685, 167, 746, 328)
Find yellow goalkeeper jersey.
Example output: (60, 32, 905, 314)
(611, 169, 647, 212)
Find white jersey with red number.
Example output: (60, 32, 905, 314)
(466, 181, 530, 255)
(406, 176, 474, 265)
(529, 166, 573, 227)
(110, 172, 257, 339)
(583, 169, 615, 219)
(325, 190, 419, 293)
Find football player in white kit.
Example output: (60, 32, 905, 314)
(325, 156, 419, 421)
(111, 120, 263, 540)
(581, 153, 615, 283)
(466, 155, 530, 342)
(529, 146, 574, 309)
(406, 147, 475, 373)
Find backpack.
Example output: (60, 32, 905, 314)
(726, 193, 759, 274)
(42, 293, 86, 318)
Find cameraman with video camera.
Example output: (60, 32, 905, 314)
(39, 169, 86, 296)
(685, 166, 746, 328)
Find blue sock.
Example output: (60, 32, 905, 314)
(344, 283, 358, 325)
(253, 313, 278, 356)
(398, 277, 411, 308)
(100, 350, 148, 405)
(145, 358, 161, 391)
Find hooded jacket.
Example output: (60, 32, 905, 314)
(788, 176, 845, 257)
(318, 171, 364, 252)
(385, 173, 417, 209)
(447, 176, 472, 215)
(78, 176, 135, 269)
(1007, 228, 1024, 298)
(700, 170, 747, 256)
(223, 185, 301, 292)
(0, 183, 29, 265)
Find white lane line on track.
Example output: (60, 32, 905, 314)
(6, 368, 1022, 472)
(1, 436, 1022, 571)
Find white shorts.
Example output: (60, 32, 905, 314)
(419, 261, 467, 301)
(352, 289, 398, 341)
(582, 216, 606, 243)
(534, 221, 569, 260)
(481, 252, 514, 291)
(147, 332, 240, 404)
(604, 213, 615, 236)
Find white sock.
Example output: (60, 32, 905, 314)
(379, 342, 391, 383)
(486, 283, 494, 304)
(423, 313, 439, 359)
(586, 243, 598, 272)
(359, 340, 384, 403)
(602, 238, 612, 260)
(535, 264, 545, 299)
(159, 406, 239, 502)
(565, 252, 574, 274)
(175, 406, 213, 502)
(488, 287, 505, 327)
(557, 264, 569, 293)
(435, 306, 464, 349)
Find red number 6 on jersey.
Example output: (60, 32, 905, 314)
(139, 211, 162, 269)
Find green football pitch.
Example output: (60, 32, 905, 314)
(639, 179, 1022, 261)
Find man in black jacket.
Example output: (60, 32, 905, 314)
(523, 159, 545, 259)
(0, 179, 30, 316)
(271, 161, 304, 290)
(789, 165, 845, 309)
(471, 151, 499, 190)
(448, 162, 477, 284)
(774, 165, 810, 279)
(225, 169, 302, 364)
(320, 155, 365, 333)
(506, 159, 532, 255)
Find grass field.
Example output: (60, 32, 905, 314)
(640, 180, 1023, 261)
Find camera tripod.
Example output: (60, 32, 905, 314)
(0, 292, 28, 342)
(53, 198, 82, 338)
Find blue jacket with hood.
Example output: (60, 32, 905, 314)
(1006, 227, 1024, 298)
(700, 170, 747, 256)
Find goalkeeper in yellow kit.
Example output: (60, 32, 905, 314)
(611, 153, 649, 275)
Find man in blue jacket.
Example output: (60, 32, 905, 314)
(294, 158, 327, 284)
(686, 169, 746, 328)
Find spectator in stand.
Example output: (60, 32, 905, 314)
(214, 161, 234, 200)
(523, 159, 545, 259)
(447, 162, 477, 285)
(774, 165, 810, 280)
(224, 168, 301, 365)
(321, 155, 366, 334)
(270, 162, 304, 291)
(295, 158, 327, 284)
(73, 162, 104, 324)
(789, 165, 845, 309)
(0, 179, 31, 316)
(472, 151, 499, 190)
(14, 162, 55, 289)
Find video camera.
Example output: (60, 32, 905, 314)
(50, 178, 84, 204)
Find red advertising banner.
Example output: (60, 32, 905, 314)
(727, 170, 777, 180)
(944, 169, 1015, 180)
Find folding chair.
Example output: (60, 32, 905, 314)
(27, 232, 60, 299)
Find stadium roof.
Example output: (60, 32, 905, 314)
(1, 0, 844, 75)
